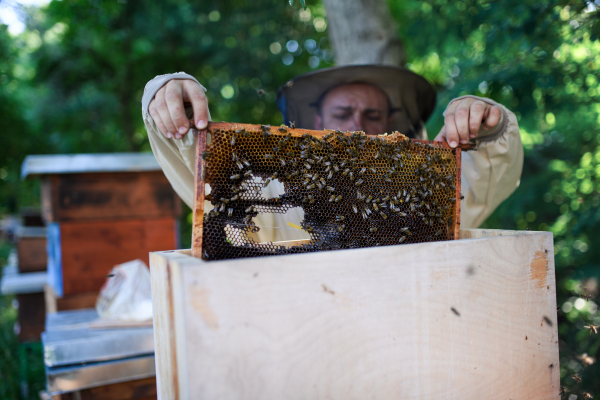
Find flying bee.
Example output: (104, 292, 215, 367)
(580, 293, 592, 301)
(582, 392, 592, 400)
(584, 324, 599, 335)
(572, 374, 582, 383)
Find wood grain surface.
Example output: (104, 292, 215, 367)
(60, 218, 178, 295)
(151, 229, 560, 400)
(41, 172, 181, 222)
(17, 237, 47, 272)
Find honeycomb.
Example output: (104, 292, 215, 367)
(195, 122, 461, 261)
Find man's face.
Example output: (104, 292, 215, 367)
(314, 83, 391, 136)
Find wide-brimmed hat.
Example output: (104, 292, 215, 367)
(276, 64, 437, 137)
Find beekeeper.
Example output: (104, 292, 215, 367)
(141, 65, 523, 241)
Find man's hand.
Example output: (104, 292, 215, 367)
(148, 79, 209, 140)
(435, 97, 502, 147)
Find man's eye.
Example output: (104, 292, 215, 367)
(367, 114, 382, 121)
(333, 114, 350, 120)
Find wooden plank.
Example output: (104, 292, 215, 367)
(41, 172, 181, 222)
(16, 292, 45, 342)
(17, 236, 47, 272)
(60, 218, 178, 295)
(191, 129, 207, 259)
(151, 230, 559, 400)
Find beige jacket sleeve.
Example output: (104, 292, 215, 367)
(443, 96, 524, 228)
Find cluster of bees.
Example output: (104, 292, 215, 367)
(200, 124, 459, 260)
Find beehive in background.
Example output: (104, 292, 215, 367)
(22, 153, 181, 301)
(192, 122, 470, 260)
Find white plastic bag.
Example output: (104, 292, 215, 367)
(96, 259, 153, 321)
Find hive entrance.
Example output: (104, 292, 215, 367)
(192, 122, 466, 260)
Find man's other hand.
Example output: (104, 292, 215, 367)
(148, 79, 209, 140)
(435, 97, 502, 147)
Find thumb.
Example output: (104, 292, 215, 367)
(434, 126, 447, 143)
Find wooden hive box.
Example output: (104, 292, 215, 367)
(16, 226, 47, 273)
(150, 229, 560, 400)
(22, 153, 181, 300)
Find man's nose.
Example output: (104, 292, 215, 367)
(351, 112, 363, 131)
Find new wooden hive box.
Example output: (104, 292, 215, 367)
(150, 124, 560, 399)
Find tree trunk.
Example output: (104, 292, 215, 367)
(322, 0, 405, 66)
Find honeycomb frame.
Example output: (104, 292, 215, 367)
(191, 122, 472, 260)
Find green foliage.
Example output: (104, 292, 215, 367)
(391, 0, 600, 394)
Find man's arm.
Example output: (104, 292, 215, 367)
(142, 73, 211, 207)
(437, 96, 523, 228)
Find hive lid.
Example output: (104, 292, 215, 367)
(21, 153, 161, 179)
(191, 122, 473, 260)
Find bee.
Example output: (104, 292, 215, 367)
(230, 135, 236, 146)
(352, 204, 358, 214)
(253, 186, 261, 193)
(335, 215, 345, 221)
(230, 174, 241, 180)
(242, 159, 251, 167)
(289, 121, 296, 129)
(333, 195, 341, 202)
(572, 374, 582, 383)
(243, 130, 252, 137)
(308, 195, 315, 204)
(337, 224, 346, 232)
(305, 163, 312, 170)
(342, 168, 350, 176)
(435, 230, 443, 236)
(271, 172, 279, 179)
(365, 195, 373, 203)
(559, 387, 565, 396)
(327, 186, 335, 192)
(264, 178, 271, 187)
(379, 211, 387, 220)
(243, 170, 252, 177)
(582, 392, 592, 400)
(580, 293, 592, 301)
(230, 195, 240, 201)
(399, 236, 406, 243)
(327, 171, 333, 179)
(373, 203, 379, 211)
(369, 227, 377, 233)
(280, 158, 286, 166)
(227, 208, 233, 217)
(369, 167, 376, 173)
(316, 183, 324, 190)
(264, 154, 273, 159)
(333, 165, 340, 172)
(201, 150, 211, 159)
(584, 324, 599, 335)
(329, 195, 336, 202)
(306, 184, 315, 190)
(278, 127, 287, 133)
(354, 179, 364, 187)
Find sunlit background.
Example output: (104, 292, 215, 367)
(1, 0, 600, 398)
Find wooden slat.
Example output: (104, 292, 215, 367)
(152, 229, 559, 400)
(16, 292, 45, 342)
(41, 172, 181, 222)
(17, 237, 47, 272)
(191, 122, 473, 258)
(59, 218, 178, 295)
(58, 377, 157, 400)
